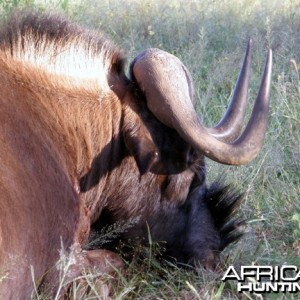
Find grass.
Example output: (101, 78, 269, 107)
(1, 0, 300, 298)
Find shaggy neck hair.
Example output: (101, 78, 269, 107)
(0, 11, 125, 92)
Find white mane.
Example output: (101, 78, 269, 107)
(0, 12, 124, 92)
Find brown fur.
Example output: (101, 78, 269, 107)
(0, 11, 243, 298)
(0, 11, 129, 298)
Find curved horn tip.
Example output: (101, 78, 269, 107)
(244, 38, 252, 60)
(267, 48, 273, 62)
(208, 38, 253, 142)
(260, 47, 273, 93)
(267, 49, 273, 79)
(247, 38, 253, 49)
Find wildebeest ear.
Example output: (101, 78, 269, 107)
(123, 95, 160, 175)
(124, 134, 159, 175)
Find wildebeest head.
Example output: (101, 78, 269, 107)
(126, 41, 272, 170)
(89, 41, 272, 268)
(89, 177, 245, 270)
(167, 180, 245, 269)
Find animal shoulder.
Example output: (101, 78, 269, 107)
(0, 11, 125, 92)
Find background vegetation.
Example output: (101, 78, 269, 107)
(0, 0, 299, 298)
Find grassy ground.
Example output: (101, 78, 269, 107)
(1, 0, 299, 299)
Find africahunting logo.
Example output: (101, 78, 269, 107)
(222, 266, 300, 293)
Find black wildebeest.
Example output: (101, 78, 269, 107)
(0, 11, 272, 298)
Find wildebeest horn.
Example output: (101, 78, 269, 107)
(132, 44, 272, 165)
(207, 40, 252, 142)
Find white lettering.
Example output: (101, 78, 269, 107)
(240, 266, 257, 281)
(289, 282, 300, 293)
(281, 266, 298, 282)
(256, 266, 273, 281)
(237, 282, 252, 292)
(264, 282, 278, 292)
(223, 265, 300, 293)
(221, 266, 241, 281)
